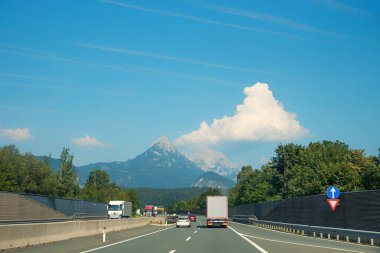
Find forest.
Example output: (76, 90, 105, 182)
(0, 145, 139, 212)
(1, 140, 379, 212)
(133, 187, 209, 209)
(229, 141, 380, 207)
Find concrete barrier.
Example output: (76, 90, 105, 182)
(0, 217, 163, 250)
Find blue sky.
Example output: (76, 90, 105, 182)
(0, 0, 379, 167)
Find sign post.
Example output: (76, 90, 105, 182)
(326, 186, 340, 211)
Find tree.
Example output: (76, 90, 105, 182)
(167, 187, 221, 212)
(176, 200, 188, 211)
(0, 145, 58, 196)
(271, 144, 305, 198)
(81, 170, 140, 212)
(86, 170, 111, 188)
(22, 153, 58, 196)
(196, 188, 221, 209)
(232, 166, 280, 205)
(57, 148, 79, 198)
(229, 140, 380, 207)
(82, 169, 118, 202)
(0, 145, 24, 192)
(124, 189, 139, 213)
(361, 149, 380, 190)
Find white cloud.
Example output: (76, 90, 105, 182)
(0, 128, 32, 141)
(176, 82, 308, 145)
(71, 135, 112, 148)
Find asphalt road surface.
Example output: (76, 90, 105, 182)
(6, 217, 380, 253)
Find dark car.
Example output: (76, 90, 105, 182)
(188, 214, 196, 222)
(165, 215, 178, 224)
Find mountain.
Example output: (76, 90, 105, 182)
(186, 149, 241, 180)
(76, 161, 129, 187)
(191, 171, 235, 189)
(76, 137, 204, 188)
(35, 156, 64, 171)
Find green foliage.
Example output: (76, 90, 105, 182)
(230, 141, 380, 207)
(133, 187, 207, 209)
(81, 169, 118, 202)
(233, 166, 280, 205)
(0, 145, 26, 192)
(0, 145, 139, 211)
(57, 148, 80, 198)
(124, 189, 139, 213)
(168, 187, 222, 212)
(23, 153, 58, 196)
(0, 145, 58, 195)
(1, 142, 379, 212)
(361, 150, 380, 190)
(195, 188, 221, 209)
(80, 169, 140, 213)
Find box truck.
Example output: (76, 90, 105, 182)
(207, 196, 228, 228)
(108, 201, 132, 219)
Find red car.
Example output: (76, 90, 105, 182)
(188, 214, 196, 222)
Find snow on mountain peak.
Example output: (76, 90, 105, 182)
(152, 136, 176, 152)
(186, 148, 240, 180)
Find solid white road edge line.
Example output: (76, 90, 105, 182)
(79, 226, 174, 253)
(241, 233, 365, 253)
(228, 226, 268, 253)
(186, 237, 191, 241)
(230, 221, 377, 249)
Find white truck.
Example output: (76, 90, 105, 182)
(107, 201, 132, 219)
(207, 196, 228, 228)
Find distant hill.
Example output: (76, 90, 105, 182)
(35, 156, 63, 172)
(191, 171, 235, 189)
(37, 138, 236, 190)
(133, 187, 208, 209)
(76, 137, 204, 188)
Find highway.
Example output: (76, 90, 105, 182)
(7, 217, 380, 253)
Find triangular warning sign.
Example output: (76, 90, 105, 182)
(327, 198, 340, 211)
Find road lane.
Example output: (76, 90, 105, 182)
(229, 221, 380, 253)
(5, 217, 380, 253)
(229, 226, 268, 253)
(87, 217, 262, 253)
(168, 217, 263, 253)
(5, 224, 172, 253)
(79, 226, 175, 253)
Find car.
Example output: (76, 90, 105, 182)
(176, 216, 191, 228)
(188, 214, 196, 222)
(165, 215, 178, 224)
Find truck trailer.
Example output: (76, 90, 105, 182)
(207, 196, 228, 228)
(108, 200, 132, 219)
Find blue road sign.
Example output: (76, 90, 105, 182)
(327, 186, 340, 199)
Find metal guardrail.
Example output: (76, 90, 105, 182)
(0, 218, 71, 225)
(231, 215, 257, 223)
(70, 213, 108, 219)
(232, 215, 380, 246)
(0, 213, 108, 224)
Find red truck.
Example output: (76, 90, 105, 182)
(144, 205, 154, 217)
